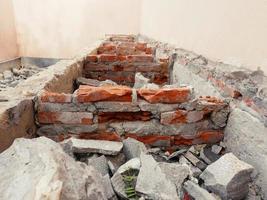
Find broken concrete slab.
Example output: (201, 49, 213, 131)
(179, 155, 202, 178)
(135, 153, 179, 200)
(123, 137, 147, 160)
(103, 174, 118, 200)
(66, 138, 123, 155)
(184, 180, 217, 200)
(200, 153, 254, 200)
(0, 137, 107, 200)
(211, 144, 223, 154)
(111, 172, 127, 199)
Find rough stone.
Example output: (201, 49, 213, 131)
(211, 144, 223, 154)
(123, 137, 147, 160)
(103, 174, 118, 200)
(138, 100, 180, 114)
(200, 153, 254, 200)
(76, 77, 101, 87)
(135, 153, 179, 199)
(134, 72, 150, 89)
(0, 137, 107, 200)
(179, 155, 202, 177)
(66, 138, 123, 155)
(111, 172, 127, 199)
(184, 180, 217, 200)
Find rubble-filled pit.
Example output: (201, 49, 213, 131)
(0, 35, 265, 199)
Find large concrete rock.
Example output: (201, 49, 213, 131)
(224, 108, 267, 198)
(0, 137, 107, 200)
(200, 153, 254, 200)
(135, 153, 179, 199)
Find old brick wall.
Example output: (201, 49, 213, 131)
(35, 85, 229, 148)
(83, 35, 169, 86)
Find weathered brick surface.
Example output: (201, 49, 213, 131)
(76, 85, 132, 102)
(161, 110, 204, 124)
(38, 112, 93, 125)
(98, 111, 151, 123)
(138, 87, 191, 104)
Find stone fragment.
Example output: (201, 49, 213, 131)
(95, 101, 140, 112)
(99, 79, 118, 87)
(211, 108, 230, 128)
(138, 100, 180, 114)
(161, 110, 204, 124)
(200, 153, 254, 200)
(138, 87, 191, 104)
(117, 158, 141, 174)
(184, 180, 217, 200)
(0, 137, 106, 200)
(211, 144, 223, 154)
(159, 162, 190, 196)
(184, 151, 207, 170)
(135, 153, 179, 199)
(88, 155, 109, 176)
(167, 149, 187, 160)
(134, 72, 150, 89)
(76, 85, 132, 102)
(66, 138, 123, 155)
(108, 161, 116, 175)
(106, 153, 126, 173)
(40, 91, 72, 103)
(123, 137, 147, 160)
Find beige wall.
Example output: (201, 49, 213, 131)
(0, 0, 18, 61)
(12, 0, 141, 58)
(140, 0, 267, 74)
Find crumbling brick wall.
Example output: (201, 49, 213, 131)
(35, 85, 229, 148)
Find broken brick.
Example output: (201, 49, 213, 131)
(40, 91, 72, 103)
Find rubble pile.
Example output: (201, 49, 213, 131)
(0, 65, 43, 91)
(0, 136, 259, 200)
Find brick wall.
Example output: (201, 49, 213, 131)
(82, 35, 169, 86)
(35, 85, 229, 148)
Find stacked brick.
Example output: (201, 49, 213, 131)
(83, 35, 169, 86)
(36, 85, 229, 147)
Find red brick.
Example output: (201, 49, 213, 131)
(138, 87, 191, 103)
(38, 112, 93, 125)
(97, 44, 116, 54)
(99, 54, 118, 62)
(125, 134, 172, 146)
(127, 55, 154, 63)
(40, 91, 72, 103)
(84, 71, 135, 83)
(145, 47, 153, 55)
(98, 111, 151, 123)
(78, 132, 121, 142)
(84, 63, 113, 72)
(135, 43, 147, 51)
(86, 55, 98, 62)
(76, 85, 132, 102)
(152, 73, 168, 84)
(161, 110, 204, 124)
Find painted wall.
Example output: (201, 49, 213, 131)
(0, 0, 18, 61)
(12, 0, 141, 58)
(140, 0, 267, 74)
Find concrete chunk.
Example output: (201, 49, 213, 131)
(67, 138, 123, 155)
(135, 153, 179, 200)
(200, 153, 254, 200)
(184, 151, 207, 170)
(123, 138, 147, 160)
(88, 155, 109, 176)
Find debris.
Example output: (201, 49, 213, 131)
(123, 138, 147, 160)
(103, 174, 118, 200)
(117, 158, 141, 174)
(184, 180, 218, 200)
(200, 153, 254, 200)
(211, 144, 223, 154)
(135, 153, 179, 199)
(184, 151, 207, 170)
(134, 72, 150, 89)
(199, 146, 220, 165)
(65, 138, 123, 155)
(0, 137, 106, 200)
